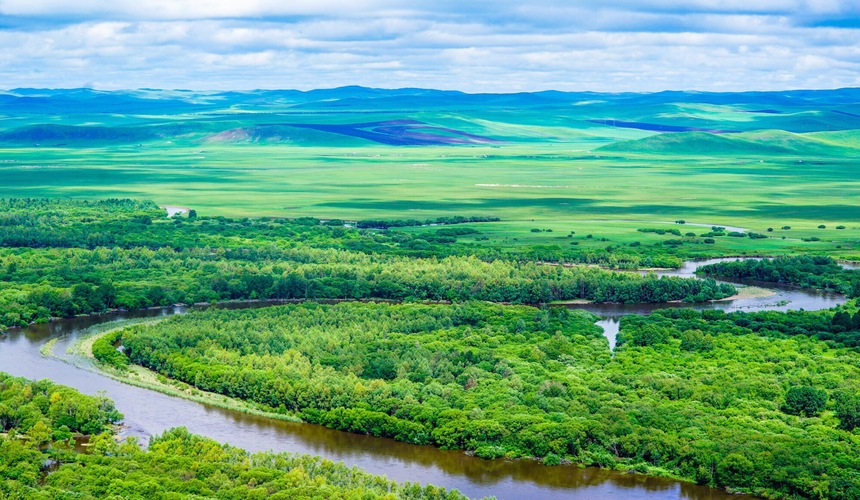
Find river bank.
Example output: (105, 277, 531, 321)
(41, 318, 303, 426)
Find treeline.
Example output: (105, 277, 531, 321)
(0, 198, 682, 271)
(619, 304, 860, 350)
(1, 246, 733, 329)
(113, 301, 860, 498)
(698, 256, 860, 297)
(0, 372, 122, 498)
(614, 308, 860, 496)
(0, 198, 736, 330)
(0, 373, 471, 500)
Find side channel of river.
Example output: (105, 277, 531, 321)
(1, 258, 847, 499)
(582, 258, 847, 350)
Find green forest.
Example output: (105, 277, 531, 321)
(0, 372, 471, 499)
(0, 198, 733, 331)
(2, 197, 860, 498)
(110, 301, 860, 499)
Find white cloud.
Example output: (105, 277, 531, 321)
(0, 1, 858, 91)
(0, 0, 400, 19)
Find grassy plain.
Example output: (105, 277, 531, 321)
(1, 88, 858, 259)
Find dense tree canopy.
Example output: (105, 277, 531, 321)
(112, 301, 860, 499)
(0, 372, 121, 436)
(0, 198, 733, 331)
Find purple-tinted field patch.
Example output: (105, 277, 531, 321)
(588, 119, 736, 134)
(282, 120, 502, 145)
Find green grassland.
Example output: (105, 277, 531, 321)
(1, 88, 858, 259)
(403, 219, 860, 262)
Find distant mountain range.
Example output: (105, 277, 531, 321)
(1, 86, 859, 151)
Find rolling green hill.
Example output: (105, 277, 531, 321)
(598, 129, 860, 156)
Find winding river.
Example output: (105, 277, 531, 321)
(0, 258, 848, 499)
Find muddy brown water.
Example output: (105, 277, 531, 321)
(2, 258, 847, 499)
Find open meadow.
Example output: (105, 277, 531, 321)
(2, 88, 858, 259)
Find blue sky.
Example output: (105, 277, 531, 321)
(1, 1, 858, 92)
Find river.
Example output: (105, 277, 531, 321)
(583, 258, 847, 350)
(1, 258, 847, 499)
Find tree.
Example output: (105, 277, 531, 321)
(783, 386, 827, 417)
(832, 311, 853, 330)
(628, 325, 669, 347)
(25, 421, 51, 448)
(679, 329, 714, 352)
(89, 432, 119, 456)
(835, 392, 860, 431)
(716, 453, 754, 487)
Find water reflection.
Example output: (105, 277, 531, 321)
(596, 318, 620, 351)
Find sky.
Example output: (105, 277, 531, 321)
(1, 1, 859, 92)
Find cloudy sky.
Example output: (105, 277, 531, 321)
(1, 0, 858, 92)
